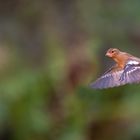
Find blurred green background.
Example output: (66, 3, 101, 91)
(0, 0, 140, 140)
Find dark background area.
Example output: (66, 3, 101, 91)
(0, 0, 140, 140)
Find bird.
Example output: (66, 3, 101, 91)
(90, 48, 140, 89)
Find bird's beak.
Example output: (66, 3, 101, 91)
(105, 52, 112, 57)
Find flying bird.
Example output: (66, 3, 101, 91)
(90, 48, 140, 89)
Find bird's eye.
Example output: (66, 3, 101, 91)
(111, 50, 114, 53)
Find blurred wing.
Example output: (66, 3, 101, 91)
(124, 65, 140, 84)
(90, 68, 124, 89)
(90, 64, 140, 89)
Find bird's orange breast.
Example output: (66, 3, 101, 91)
(112, 53, 129, 69)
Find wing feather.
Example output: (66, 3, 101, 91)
(90, 64, 140, 89)
(128, 66, 140, 83)
(90, 69, 124, 89)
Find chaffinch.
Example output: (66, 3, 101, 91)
(90, 48, 140, 89)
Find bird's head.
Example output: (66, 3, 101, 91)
(105, 48, 120, 58)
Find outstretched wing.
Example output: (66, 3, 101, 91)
(90, 67, 124, 89)
(90, 63, 140, 89)
(123, 64, 140, 84)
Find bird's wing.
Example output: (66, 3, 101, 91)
(90, 67, 124, 89)
(122, 62, 140, 84)
(90, 62, 140, 89)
